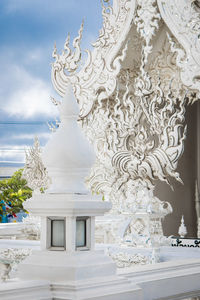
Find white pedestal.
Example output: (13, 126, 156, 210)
(15, 193, 142, 299)
(17, 250, 142, 299)
(18, 250, 115, 282)
(0, 280, 51, 300)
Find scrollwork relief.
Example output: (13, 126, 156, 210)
(157, 0, 200, 96)
(134, 0, 161, 62)
(108, 251, 150, 268)
(0, 248, 31, 281)
(52, 0, 136, 118)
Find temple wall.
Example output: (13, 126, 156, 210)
(155, 102, 198, 237)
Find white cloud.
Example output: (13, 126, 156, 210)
(12, 132, 51, 141)
(0, 64, 59, 119)
(24, 48, 44, 64)
(0, 46, 46, 68)
(8, 82, 54, 118)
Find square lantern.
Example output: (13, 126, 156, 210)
(47, 217, 66, 251)
(46, 216, 91, 252)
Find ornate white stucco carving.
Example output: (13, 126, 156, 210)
(50, 0, 200, 247)
(0, 248, 31, 281)
(53, 20, 84, 76)
(52, 0, 136, 118)
(23, 137, 51, 194)
(120, 179, 172, 247)
(22, 215, 41, 240)
(95, 215, 129, 244)
(83, 1, 188, 204)
(134, 0, 161, 63)
(157, 0, 200, 97)
(108, 251, 150, 268)
(111, 68, 187, 189)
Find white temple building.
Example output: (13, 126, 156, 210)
(0, 0, 200, 299)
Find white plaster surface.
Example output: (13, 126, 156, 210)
(1, 258, 200, 299)
(0, 239, 40, 250)
(1, 239, 200, 261)
(0, 223, 28, 239)
(119, 258, 200, 300)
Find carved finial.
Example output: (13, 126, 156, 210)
(47, 117, 60, 133)
(64, 33, 71, 56)
(178, 215, 187, 238)
(52, 42, 58, 59)
(23, 137, 52, 194)
(52, 21, 83, 75)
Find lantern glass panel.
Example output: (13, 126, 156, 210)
(76, 218, 86, 248)
(51, 220, 65, 247)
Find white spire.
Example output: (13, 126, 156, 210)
(178, 215, 187, 238)
(42, 83, 95, 194)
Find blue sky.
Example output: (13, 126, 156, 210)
(0, 0, 103, 166)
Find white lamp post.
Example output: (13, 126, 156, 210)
(18, 84, 140, 299)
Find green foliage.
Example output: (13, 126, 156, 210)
(0, 169, 32, 222)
